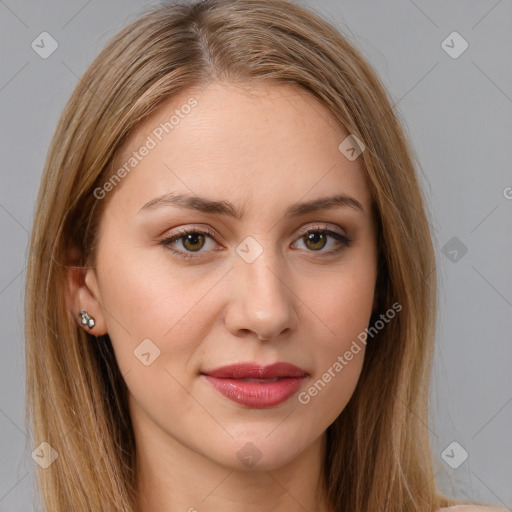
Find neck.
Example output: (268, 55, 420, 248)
(134, 419, 332, 512)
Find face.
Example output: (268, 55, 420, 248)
(78, 81, 378, 471)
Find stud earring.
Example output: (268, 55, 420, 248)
(78, 310, 95, 329)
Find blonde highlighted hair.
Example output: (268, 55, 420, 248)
(26, 0, 465, 510)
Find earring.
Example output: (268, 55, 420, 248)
(78, 310, 96, 329)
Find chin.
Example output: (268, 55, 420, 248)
(208, 429, 316, 472)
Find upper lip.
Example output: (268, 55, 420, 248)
(201, 362, 307, 379)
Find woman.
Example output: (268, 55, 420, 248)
(24, 0, 507, 511)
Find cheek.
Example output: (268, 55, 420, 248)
(294, 253, 376, 420)
(95, 240, 221, 373)
(310, 277, 374, 339)
(295, 282, 370, 429)
(304, 255, 377, 348)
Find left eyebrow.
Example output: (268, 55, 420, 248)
(138, 192, 364, 218)
(283, 194, 364, 217)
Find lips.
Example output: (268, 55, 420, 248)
(201, 362, 307, 408)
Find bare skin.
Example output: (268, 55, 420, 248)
(67, 80, 416, 511)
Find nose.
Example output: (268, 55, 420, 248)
(224, 249, 299, 342)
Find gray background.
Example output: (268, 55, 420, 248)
(1, 0, 511, 510)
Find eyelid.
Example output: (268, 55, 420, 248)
(295, 222, 347, 238)
(163, 222, 346, 241)
(160, 222, 351, 259)
(165, 224, 218, 239)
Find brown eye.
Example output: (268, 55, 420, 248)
(161, 228, 218, 259)
(293, 227, 351, 255)
(303, 231, 328, 251)
(182, 233, 206, 252)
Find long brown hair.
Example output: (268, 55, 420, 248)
(25, 1, 465, 510)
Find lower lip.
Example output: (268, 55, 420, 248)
(203, 375, 305, 408)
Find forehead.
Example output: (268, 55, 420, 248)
(107, 80, 372, 217)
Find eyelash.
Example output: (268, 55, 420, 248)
(160, 224, 352, 260)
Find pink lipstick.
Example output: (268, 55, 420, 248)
(201, 362, 307, 408)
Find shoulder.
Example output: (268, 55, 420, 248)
(437, 506, 509, 512)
